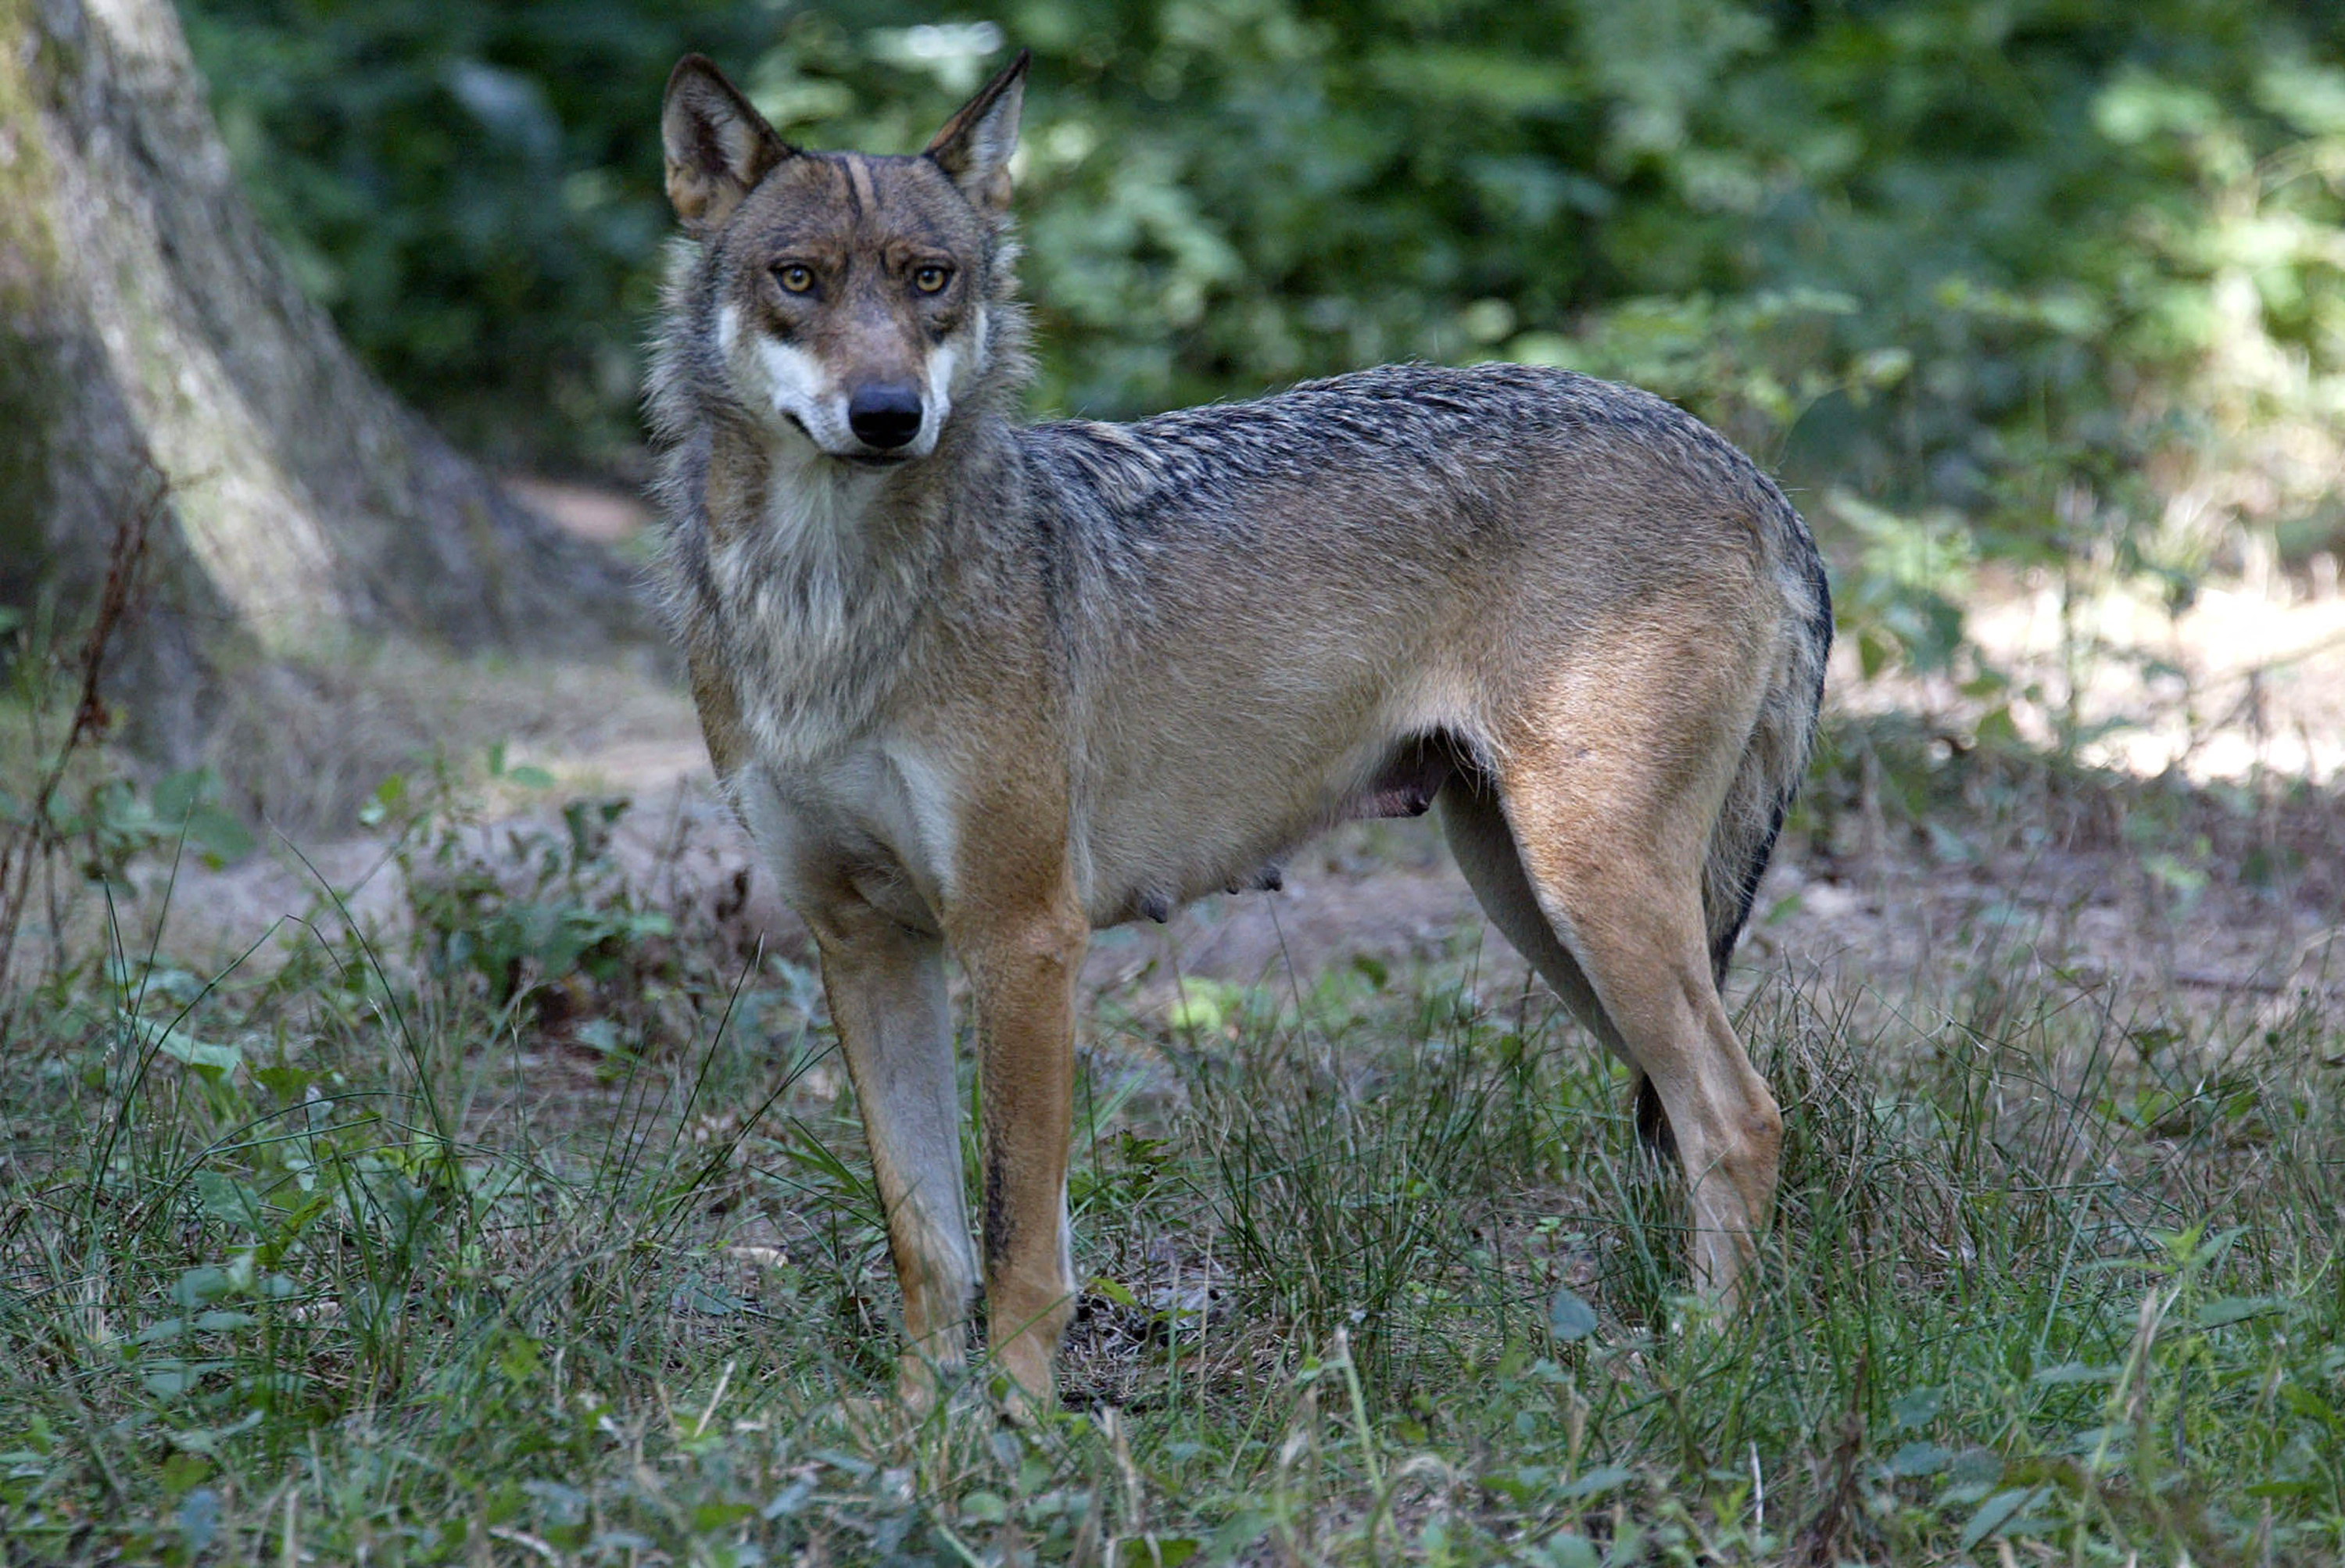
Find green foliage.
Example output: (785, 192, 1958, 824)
(0, 762, 253, 886)
(181, 2, 2345, 675)
(181, 0, 779, 467)
(1187, 990, 1516, 1381)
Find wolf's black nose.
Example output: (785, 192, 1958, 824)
(847, 384, 923, 449)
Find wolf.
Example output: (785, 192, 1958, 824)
(648, 49, 1830, 1410)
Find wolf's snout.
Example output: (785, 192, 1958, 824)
(847, 384, 924, 450)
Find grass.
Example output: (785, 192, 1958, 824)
(2, 769, 2343, 1566)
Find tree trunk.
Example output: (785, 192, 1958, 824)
(0, 0, 653, 797)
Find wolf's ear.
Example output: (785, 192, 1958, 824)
(662, 55, 793, 237)
(923, 50, 1029, 213)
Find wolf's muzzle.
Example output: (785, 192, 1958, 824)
(847, 383, 924, 450)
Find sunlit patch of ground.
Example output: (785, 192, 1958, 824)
(1847, 566, 2345, 785)
(502, 473, 656, 546)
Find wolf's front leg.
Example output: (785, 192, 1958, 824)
(951, 899, 1087, 1411)
(806, 897, 976, 1412)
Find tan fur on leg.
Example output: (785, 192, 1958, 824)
(1495, 801, 1783, 1300)
(1484, 632, 1785, 1307)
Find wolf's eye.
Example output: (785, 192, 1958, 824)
(912, 264, 952, 295)
(775, 264, 815, 295)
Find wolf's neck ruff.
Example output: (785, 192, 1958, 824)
(681, 316, 1031, 767)
(705, 444, 924, 763)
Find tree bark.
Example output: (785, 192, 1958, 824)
(0, 0, 653, 789)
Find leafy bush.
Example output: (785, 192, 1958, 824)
(184, 0, 2345, 672)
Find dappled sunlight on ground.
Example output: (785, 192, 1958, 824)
(1847, 567, 2345, 785)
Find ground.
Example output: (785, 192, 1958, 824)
(2, 503, 2343, 1564)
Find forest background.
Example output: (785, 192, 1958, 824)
(181, 0, 2345, 703)
(3, 0, 2344, 1562)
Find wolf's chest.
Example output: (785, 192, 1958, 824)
(729, 735, 962, 935)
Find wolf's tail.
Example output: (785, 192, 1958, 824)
(1701, 493, 1832, 987)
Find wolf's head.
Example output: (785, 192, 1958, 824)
(659, 52, 1027, 466)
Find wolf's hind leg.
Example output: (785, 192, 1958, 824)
(1442, 778, 1676, 1155)
(1482, 743, 1782, 1309)
(1439, 778, 1616, 1053)
(807, 898, 976, 1411)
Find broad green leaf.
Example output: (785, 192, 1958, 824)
(1959, 1486, 2045, 1552)
(253, 1065, 316, 1101)
(2195, 1295, 2289, 1330)
(195, 1172, 265, 1230)
(1087, 1275, 1140, 1308)
(1548, 1285, 1598, 1342)
(172, 1267, 231, 1308)
(1540, 1534, 1600, 1568)
(1887, 1441, 1951, 1477)
(184, 804, 255, 866)
(1559, 1464, 1635, 1500)
(123, 1013, 242, 1080)
(1891, 1385, 1942, 1429)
